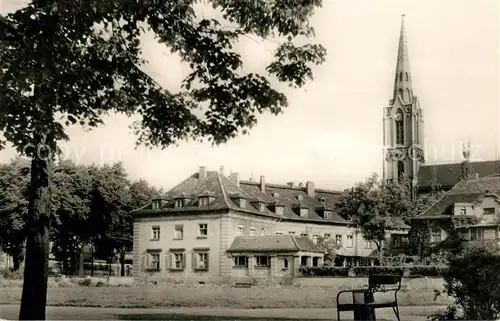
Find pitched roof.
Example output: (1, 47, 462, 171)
(414, 175, 500, 219)
(418, 160, 500, 190)
(226, 236, 324, 253)
(132, 168, 349, 225)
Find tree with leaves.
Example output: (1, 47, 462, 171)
(1, 1, 325, 319)
(0, 157, 31, 270)
(315, 235, 341, 265)
(337, 174, 443, 263)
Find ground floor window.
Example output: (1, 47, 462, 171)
(282, 258, 288, 269)
(233, 256, 248, 267)
(192, 251, 209, 270)
(255, 255, 270, 267)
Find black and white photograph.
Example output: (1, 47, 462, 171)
(0, 0, 499, 320)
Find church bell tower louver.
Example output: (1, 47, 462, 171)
(383, 15, 425, 195)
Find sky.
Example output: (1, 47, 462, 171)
(1, 0, 499, 191)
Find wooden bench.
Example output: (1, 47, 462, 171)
(234, 282, 252, 288)
(336, 274, 402, 321)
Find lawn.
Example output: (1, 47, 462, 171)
(0, 285, 452, 309)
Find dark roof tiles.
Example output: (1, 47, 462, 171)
(227, 235, 324, 253)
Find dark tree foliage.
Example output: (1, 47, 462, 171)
(0, 1, 325, 319)
(0, 157, 31, 270)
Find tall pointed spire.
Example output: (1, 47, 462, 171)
(392, 14, 413, 104)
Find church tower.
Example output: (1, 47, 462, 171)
(383, 15, 425, 194)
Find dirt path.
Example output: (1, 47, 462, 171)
(0, 305, 446, 320)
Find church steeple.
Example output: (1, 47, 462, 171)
(392, 14, 413, 104)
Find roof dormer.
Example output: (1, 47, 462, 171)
(229, 192, 248, 208)
(293, 201, 309, 218)
(250, 197, 267, 212)
(269, 199, 286, 215)
(173, 192, 193, 208)
(316, 205, 334, 220)
(198, 191, 216, 207)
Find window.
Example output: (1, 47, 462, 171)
(346, 235, 354, 248)
(198, 224, 208, 237)
(312, 235, 318, 244)
(484, 207, 495, 215)
(168, 250, 186, 270)
(484, 228, 496, 240)
(460, 207, 467, 215)
(237, 225, 244, 236)
(397, 161, 405, 183)
(152, 200, 161, 210)
(174, 253, 184, 269)
(364, 240, 372, 249)
(174, 225, 183, 240)
(249, 227, 256, 236)
(275, 206, 284, 215)
(392, 235, 403, 248)
(335, 234, 343, 246)
(275, 231, 284, 236)
(150, 253, 160, 270)
(255, 256, 270, 267)
(282, 258, 288, 269)
(175, 199, 186, 208)
(233, 256, 248, 267)
(301, 233, 309, 237)
(430, 229, 442, 243)
(395, 110, 404, 145)
(300, 208, 308, 217)
(459, 229, 470, 241)
(405, 72, 409, 81)
(470, 228, 484, 241)
(259, 203, 266, 212)
(199, 197, 209, 206)
(260, 228, 266, 236)
(239, 199, 247, 208)
(324, 211, 332, 220)
(399, 72, 403, 82)
(319, 197, 326, 204)
(151, 226, 160, 240)
(324, 233, 331, 239)
(192, 251, 209, 270)
(289, 231, 296, 235)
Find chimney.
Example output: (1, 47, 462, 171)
(306, 181, 315, 197)
(219, 166, 225, 176)
(260, 175, 266, 192)
(230, 172, 240, 187)
(199, 166, 207, 180)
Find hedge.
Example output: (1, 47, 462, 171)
(299, 265, 447, 277)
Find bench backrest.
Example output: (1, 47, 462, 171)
(368, 274, 402, 291)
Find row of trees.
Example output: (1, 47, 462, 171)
(0, 157, 159, 275)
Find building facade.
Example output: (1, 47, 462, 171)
(132, 167, 405, 282)
(412, 175, 500, 251)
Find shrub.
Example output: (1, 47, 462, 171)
(95, 280, 105, 287)
(78, 278, 93, 287)
(0, 269, 24, 280)
(438, 247, 500, 320)
(299, 265, 445, 277)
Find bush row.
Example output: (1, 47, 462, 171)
(299, 265, 447, 277)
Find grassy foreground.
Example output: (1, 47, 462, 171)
(0, 285, 452, 309)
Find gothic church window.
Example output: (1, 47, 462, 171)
(395, 110, 404, 145)
(405, 72, 409, 81)
(399, 72, 403, 81)
(397, 161, 405, 182)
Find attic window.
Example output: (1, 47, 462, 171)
(199, 197, 210, 207)
(324, 211, 332, 220)
(296, 195, 304, 201)
(152, 200, 161, 210)
(299, 208, 308, 217)
(275, 206, 285, 215)
(484, 207, 495, 215)
(175, 199, 186, 208)
(258, 203, 266, 212)
(319, 197, 326, 204)
(272, 192, 280, 198)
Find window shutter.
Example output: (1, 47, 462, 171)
(182, 253, 186, 268)
(141, 255, 145, 272)
(205, 253, 210, 269)
(145, 254, 150, 269)
(165, 254, 171, 269)
(192, 252, 197, 269)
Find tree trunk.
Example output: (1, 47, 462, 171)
(120, 249, 125, 277)
(376, 242, 383, 265)
(19, 152, 53, 320)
